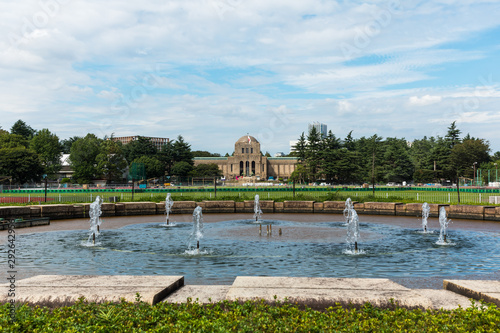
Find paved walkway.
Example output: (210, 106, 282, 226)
(3, 275, 498, 309)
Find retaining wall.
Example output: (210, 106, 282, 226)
(1, 201, 499, 221)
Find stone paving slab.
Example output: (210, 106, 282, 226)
(414, 289, 473, 310)
(226, 277, 432, 309)
(230, 276, 410, 290)
(166, 285, 231, 304)
(1, 275, 183, 305)
(444, 280, 500, 307)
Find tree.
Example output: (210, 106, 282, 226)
(30, 129, 62, 178)
(171, 161, 193, 177)
(158, 140, 175, 176)
(427, 136, 454, 181)
(306, 127, 322, 181)
(291, 132, 307, 163)
(0, 147, 44, 183)
(336, 148, 360, 184)
(133, 156, 164, 179)
(122, 136, 157, 163)
(10, 120, 36, 139)
(192, 164, 222, 177)
(192, 150, 221, 157)
(343, 131, 355, 151)
(69, 134, 103, 183)
(450, 138, 490, 179)
(61, 136, 80, 154)
(96, 139, 127, 182)
(449, 138, 490, 202)
(172, 135, 193, 165)
(128, 162, 146, 182)
(445, 121, 461, 148)
(290, 164, 308, 184)
(0, 133, 29, 149)
(380, 138, 414, 183)
(320, 131, 342, 183)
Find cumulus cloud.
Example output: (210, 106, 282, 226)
(0, 0, 500, 153)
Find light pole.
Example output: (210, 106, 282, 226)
(495, 163, 498, 184)
(473, 162, 477, 186)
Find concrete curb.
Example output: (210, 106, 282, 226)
(2, 201, 500, 221)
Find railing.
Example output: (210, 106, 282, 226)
(1, 186, 499, 205)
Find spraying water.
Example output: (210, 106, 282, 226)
(253, 194, 263, 222)
(437, 206, 452, 245)
(87, 196, 103, 245)
(186, 206, 204, 254)
(165, 193, 174, 225)
(422, 202, 430, 233)
(343, 197, 354, 225)
(343, 198, 363, 254)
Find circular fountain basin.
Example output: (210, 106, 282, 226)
(4, 214, 499, 286)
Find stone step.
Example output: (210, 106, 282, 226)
(1, 275, 183, 305)
(444, 279, 500, 307)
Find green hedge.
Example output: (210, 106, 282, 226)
(1, 298, 499, 332)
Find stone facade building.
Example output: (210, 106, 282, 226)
(194, 135, 297, 180)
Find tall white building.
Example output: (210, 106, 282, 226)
(308, 122, 327, 138)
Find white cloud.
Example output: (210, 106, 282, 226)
(0, 0, 500, 153)
(409, 95, 442, 106)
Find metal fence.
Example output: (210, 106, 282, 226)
(1, 186, 499, 205)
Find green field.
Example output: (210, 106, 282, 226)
(1, 186, 499, 206)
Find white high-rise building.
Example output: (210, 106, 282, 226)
(308, 122, 327, 138)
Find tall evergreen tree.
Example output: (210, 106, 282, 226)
(320, 131, 341, 183)
(159, 140, 175, 176)
(306, 126, 322, 181)
(292, 132, 307, 163)
(10, 120, 36, 139)
(380, 138, 414, 183)
(445, 121, 461, 148)
(172, 135, 193, 165)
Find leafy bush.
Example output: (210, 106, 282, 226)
(1, 298, 499, 332)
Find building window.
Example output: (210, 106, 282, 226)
(251, 161, 256, 175)
(251, 148, 253, 154)
(246, 148, 249, 153)
(231, 164, 233, 172)
(240, 161, 244, 176)
(242, 148, 244, 154)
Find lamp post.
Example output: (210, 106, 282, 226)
(495, 163, 498, 184)
(473, 162, 477, 186)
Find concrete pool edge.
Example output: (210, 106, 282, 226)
(2, 275, 498, 310)
(2, 201, 500, 221)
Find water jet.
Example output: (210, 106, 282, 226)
(86, 196, 102, 245)
(422, 202, 430, 233)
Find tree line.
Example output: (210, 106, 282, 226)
(0, 120, 222, 185)
(1, 119, 499, 186)
(291, 122, 498, 185)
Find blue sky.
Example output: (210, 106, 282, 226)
(1, 0, 500, 155)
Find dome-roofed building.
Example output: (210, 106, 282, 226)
(194, 135, 297, 180)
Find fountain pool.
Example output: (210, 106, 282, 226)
(2, 213, 499, 286)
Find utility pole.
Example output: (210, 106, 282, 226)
(371, 150, 376, 196)
(214, 177, 217, 198)
(44, 175, 48, 202)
